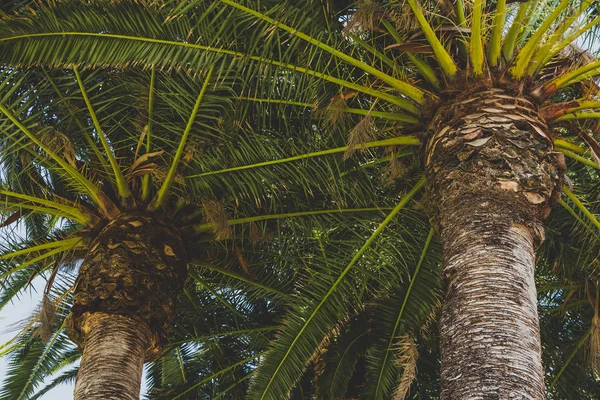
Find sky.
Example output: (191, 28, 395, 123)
(0, 279, 77, 399)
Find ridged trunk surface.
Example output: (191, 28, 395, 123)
(73, 313, 150, 400)
(68, 213, 188, 399)
(426, 88, 564, 399)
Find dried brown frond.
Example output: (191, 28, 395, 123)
(249, 221, 262, 244)
(38, 129, 77, 168)
(392, 334, 419, 400)
(421, 298, 441, 340)
(233, 243, 256, 280)
(344, 115, 375, 159)
(387, 3, 421, 35)
(319, 91, 355, 125)
(133, 124, 149, 161)
(33, 294, 57, 341)
(382, 154, 408, 185)
(311, 313, 351, 371)
(178, 143, 198, 172)
(0, 211, 23, 227)
(344, 1, 385, 33)
(202, 199, 231, 240)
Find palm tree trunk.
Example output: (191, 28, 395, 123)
(437, 200, 544, 398)
(426, 88, 565, 399)
(74, 312, 151, 400)
(67, 213, 188, 399)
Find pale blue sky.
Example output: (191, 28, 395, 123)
(0, 277, 76, 399)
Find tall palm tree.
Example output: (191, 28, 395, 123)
(1, 0, 600, 398)
(0, 61, 373, 399)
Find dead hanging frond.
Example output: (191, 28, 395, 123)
(319, 91, 357, 125)
(233, 242, 256, 280)
(387, 3, 421, 35)
(33, 294, 57, 341)
(344, 115, 375, 159)
(392, 334, 419, 400)
(421, 298, 441, 340)
(202, 199, 231, 240)
(382, 152, 408, 185)
(311, 313, 351, 369)
(249, 221, 262, 244)
(344, 1, 385, 33)
(38, 129, 77, 168)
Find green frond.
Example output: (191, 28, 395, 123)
(141, 67, 156, 202)
(41, 68, 113, 181)
(189, 270, 245, 318)
(488, 0, 506, 67)
(168, 326, 278, 349)
(171, 355, 261, 400)
(546, 60, 600, 92)
(558, 149, 600, 170)
(194, 208, 395, 233)
(556, 112, 600, 122)
(380, 19, 441, 90)
(511, 0, 570, 78)
(558, 199, 600, 240)
(249, 176, 425, 400)
(549, 328, 591, 388)
(501, 1, 531, 62)
(73, 66, 132, 203)
(315, 318, 369, 399)
(405, 0, 457, 77)
(455, 0, 466, 27)
(543, 15, 600, 65)
(0, 317, 69, 400)
(470, 0, 485, 76)
(151, 66, 214, 210)
(526, 0, 595, 75)
(0, 102, 110, 214)
(191, 262, 290, 299)
(0, 237, 83, 280)
(219, 0, 425, 104)
(563, 186, 600, 232)
(363, 227, 437, 400)
(0, 189, 92, 224)
(188, 137, 420, 179)
(554, 139, 587, 155)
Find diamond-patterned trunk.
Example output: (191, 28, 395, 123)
(68, 213, 188, 400)
(426, 88, 564, 399)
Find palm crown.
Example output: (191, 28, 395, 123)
(0, 0, 599, 399)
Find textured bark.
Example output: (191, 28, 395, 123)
(69, 212, 188, 358)
(73, 312, 150, 400)
(68, 213, 188, 399)
(426, 88, 564, 399)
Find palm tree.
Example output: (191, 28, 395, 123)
(0, 62, 359, 399)
(1, 0, 600, 398)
